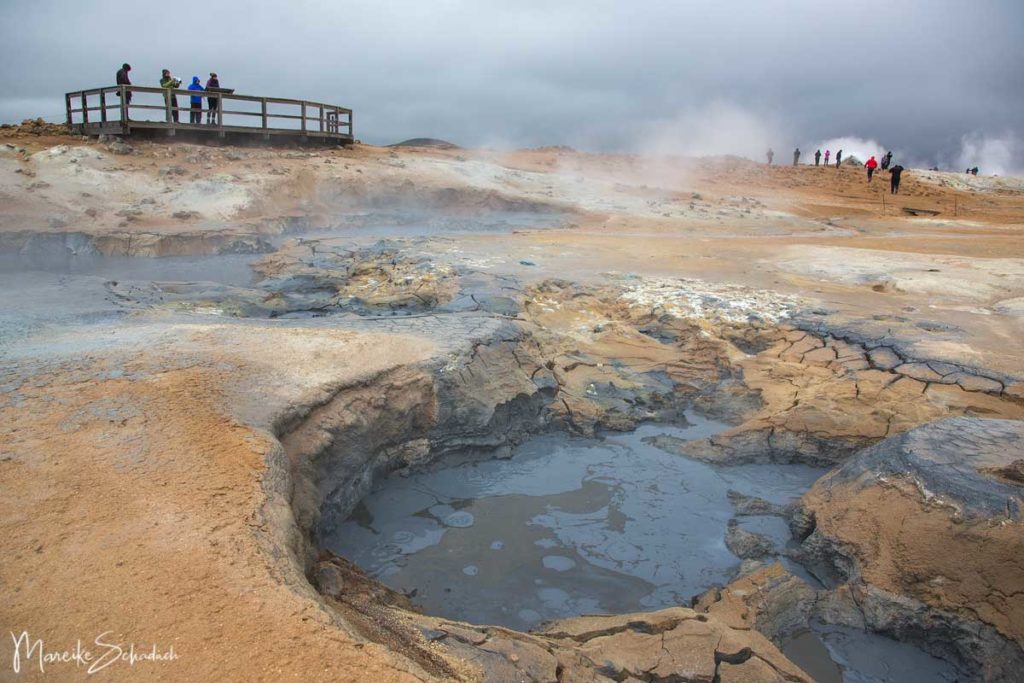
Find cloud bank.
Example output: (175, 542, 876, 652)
(0, 0, 1021, 171)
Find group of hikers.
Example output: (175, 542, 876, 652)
(115, 63, 223, 125)
(766, 146, 905, 194)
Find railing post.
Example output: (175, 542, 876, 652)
(319, 105, 324, 133)
(100, 90, 107, 123)
(119, 86, 128, 126)
(65, 93, 72, 127)
(165, 88, 172, 123)
(81, 92, 88, 124)
(301, 102, 307, 135)
(261, 98, 267, 129)
(217, 96, 224, 137)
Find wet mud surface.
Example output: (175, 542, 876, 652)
(783, 624, 960, 683)
(326, 415, 826, 631)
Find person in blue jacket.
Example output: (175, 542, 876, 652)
(187, 76, 205, 124)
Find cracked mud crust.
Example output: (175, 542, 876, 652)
(2, 136, 1023, 681)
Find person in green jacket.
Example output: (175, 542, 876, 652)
(160, 69, 182, 122)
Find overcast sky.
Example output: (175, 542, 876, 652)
(2, 0, 1022, 171)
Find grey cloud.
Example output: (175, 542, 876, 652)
(1, 0, 1022, 170)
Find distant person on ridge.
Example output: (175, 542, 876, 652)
(971, 166, 979, 176)
(187, 77, 205, 124)
(824, 149, 830, 166)
(865, 155, 878, 182)
(160, 69, 182, 122)
(890, 164, 904, 194)
(116, 63, 132, 107)
(814, 149, 821, 166)
(793, 148, 801, 166)
(205, 72, 220, 124)
(835, 149, 843, 168)
(766, 148, 774, 165)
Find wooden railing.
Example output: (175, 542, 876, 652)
(65, 85, 353, 140)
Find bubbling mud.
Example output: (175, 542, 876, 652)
(324, 413, 826, 631)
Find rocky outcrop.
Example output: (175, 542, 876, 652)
(695, 564, 820, 645)
(252, 240, 464, 315)
(794, 418, 1024, 680)
(645, 324, 1024, 466)
(312, 562, 816, 683)
(724, 519, 776, 560)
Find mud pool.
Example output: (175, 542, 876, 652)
(324, 414, 827, 631)
(782, 624, 960, 683)
(0, 252, 260, 286)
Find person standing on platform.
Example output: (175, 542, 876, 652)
(205, 73, 220, 124)
(814, 149, 821, 166)
(824, 149, 830, 166)
(116, 63, 132, 107)
(835, 149, 843, 168)
(160, 69, 182, 122)
(187, 76, 205, 124)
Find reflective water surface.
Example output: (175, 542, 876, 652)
(325, 414, 826, 630)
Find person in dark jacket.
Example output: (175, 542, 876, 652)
(205, 73, 220, 124)
(881, 151, 893, 170)
(793, 148, 801, 166)
(890, 164, 904, 194)
(766, 148, 774, 165)
(160, 69, 182, 122)
(116, 63, 132, 106)
(187, 76, 205, 124)
(835, 149, 843, 168)
(814, 149, 821, 166)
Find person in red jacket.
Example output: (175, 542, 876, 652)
(865, 155, 878, 182)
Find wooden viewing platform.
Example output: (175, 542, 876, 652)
(65, 85, 353, 145)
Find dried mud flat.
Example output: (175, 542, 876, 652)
(1, 128, 1023, 681)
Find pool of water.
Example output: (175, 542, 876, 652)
(0, 252, 260, 287)
(783, 624, 961, 683)
(323, 414, 827, 631)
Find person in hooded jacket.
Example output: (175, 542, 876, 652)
(116, 63, 132, 106)
(865, 155, 878, 182)
(205, 73, 220, 125)
(187, 76, 205, 124)
(824, 149, 830, 166)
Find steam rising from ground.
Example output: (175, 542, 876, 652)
(808, 137, 886, 166)
(637, 102, 786, 162)
(956, 132, 1021, 176)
